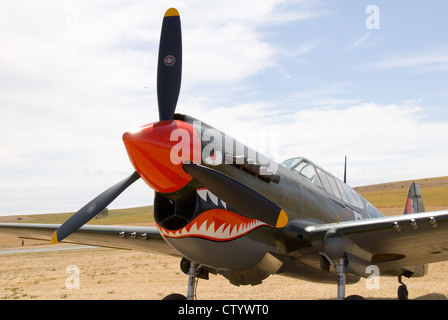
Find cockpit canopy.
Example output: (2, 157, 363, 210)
(281, 157, 365, 210)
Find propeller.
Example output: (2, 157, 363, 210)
(52, 8, 183, 243)
(157, 8, 182, 121)
(51, 171, 140, 244)
(183, 163, 288, 228)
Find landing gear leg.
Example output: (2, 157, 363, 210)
(397, 275, 409, 300)
(336, 257, 346, 300)
(187, 262, 198, 300)
(163, 260, 205, 300)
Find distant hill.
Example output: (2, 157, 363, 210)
(0, 206, 155, 225)
(355, 176, 448, 193)
(354, 176, 448, 216)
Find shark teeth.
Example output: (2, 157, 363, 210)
(197, 188, 227, 209)
(157, 209, 269, 241)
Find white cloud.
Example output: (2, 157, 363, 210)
(189, 99, 448, 187)
(279, 103, 448, 186)
(367, 48, 448, 72)
(1, 1, 446, 216)
(0, 0, 324, 215)
(349, 32, 378, 50)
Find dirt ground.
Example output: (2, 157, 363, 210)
(1, 232, 448, 300)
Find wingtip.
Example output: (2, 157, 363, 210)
(51, 231, 59, 244)
(165, 8, 179, 17)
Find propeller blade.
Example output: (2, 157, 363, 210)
(157, 7, 182, 121)
(51, 171, 140, 244)
(183, 164, 288, 228)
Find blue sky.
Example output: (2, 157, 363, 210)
(1, 0, 447, 215)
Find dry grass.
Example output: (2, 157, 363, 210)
(355, 176, 448, 210)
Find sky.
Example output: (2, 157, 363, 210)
(1, 0, 448, 216)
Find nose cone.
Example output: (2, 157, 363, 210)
(123, 120, 201, 194)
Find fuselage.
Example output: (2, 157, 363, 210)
(122, 113, 384, 285)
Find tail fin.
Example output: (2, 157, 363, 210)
(404, 182, 425, 214)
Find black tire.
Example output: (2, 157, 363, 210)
(397, 285, 409, 300)
(345, 294, 365, 300)
(163, 293, 187, 300)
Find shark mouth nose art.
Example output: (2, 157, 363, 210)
(197, 187, 227, 209)
(157, 208, 270, 242)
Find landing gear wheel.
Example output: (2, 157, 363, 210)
(163, 293, 187, 300)
(345, 295, 365, 300)
(397, 275, 409, 300)
(397, 285, 408, 300)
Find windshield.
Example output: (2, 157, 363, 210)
(281, 156, 365, 209)
(281, 157, 302, 169)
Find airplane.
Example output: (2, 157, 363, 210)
(2, 7, 448, 300)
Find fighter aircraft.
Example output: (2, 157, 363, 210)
(2, 8, 448, 300)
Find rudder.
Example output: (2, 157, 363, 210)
(404, 182, 425, 214)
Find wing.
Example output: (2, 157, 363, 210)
(0, 223, 179, 256)
(298, 210, 448, 277)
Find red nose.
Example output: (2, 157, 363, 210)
(122, 120, 201, 194)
